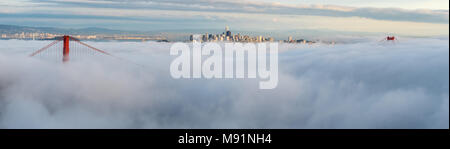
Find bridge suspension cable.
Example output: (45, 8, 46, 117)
(29, 35, 142, 67)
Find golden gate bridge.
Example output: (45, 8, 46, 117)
(29, 35, 117, 63)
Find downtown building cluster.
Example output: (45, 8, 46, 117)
(189, 26, 275, 43)
(189, 26, 319, 44)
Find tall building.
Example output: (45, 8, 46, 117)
(203, 33, 209, 42)
(225, 26, 231, 37)
(257, 36, 263, 42)
(190, 34, 202, 42)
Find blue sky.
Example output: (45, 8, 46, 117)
(0, 0, 448, 36)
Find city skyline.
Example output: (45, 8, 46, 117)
(189, 26, 320, 44)
(0, 24, 333, 44)
(0, 0, 448, 37)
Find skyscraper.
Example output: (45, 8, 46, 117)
(226, 26, 231, 37)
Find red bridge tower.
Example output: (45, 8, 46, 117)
(63, 35, 70, 62)
(29, 35, 114, 63)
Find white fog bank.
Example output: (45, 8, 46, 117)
(0, 38, 448, 128)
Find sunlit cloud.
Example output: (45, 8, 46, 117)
(0, 0, 447, 37)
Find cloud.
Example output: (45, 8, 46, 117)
(23, 0, 448, 24)
(0, 37, 448, 128)
(0, 0, 447, 37)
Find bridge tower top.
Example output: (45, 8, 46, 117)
(63, 35, 70, 63)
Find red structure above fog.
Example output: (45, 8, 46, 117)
(29, 35, 113, 63)
(387, 36, 396, 41)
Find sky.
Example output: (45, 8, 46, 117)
(0, 0, 449, 37)
(0, 38, 448, 128)
(259, 0, 449, 10)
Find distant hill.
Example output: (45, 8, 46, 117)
(0, 24, 146, 35)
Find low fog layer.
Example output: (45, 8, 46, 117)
(0, 38, 448, 128)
